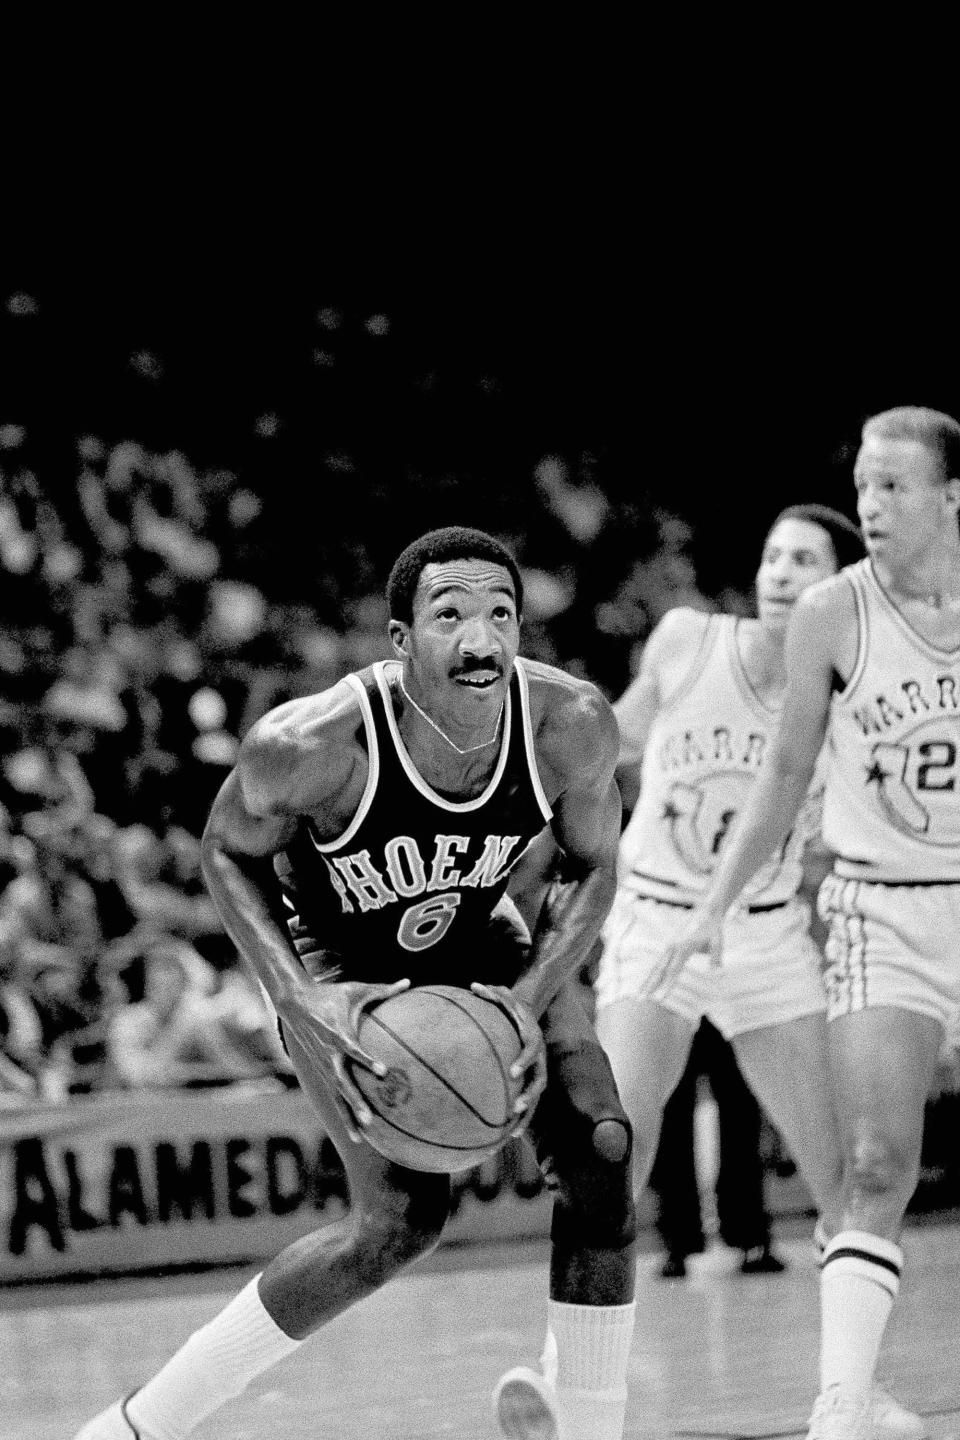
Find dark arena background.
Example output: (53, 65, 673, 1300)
(2, 282, 959, 1437)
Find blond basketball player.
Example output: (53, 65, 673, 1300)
(659, 408, 960, 1440)
(496, 504, 923, 1439)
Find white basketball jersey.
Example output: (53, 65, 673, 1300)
(824, 559, 960, 882)
(620, 614, 823, 906)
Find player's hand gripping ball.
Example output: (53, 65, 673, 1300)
(347, 984, 538, 1172)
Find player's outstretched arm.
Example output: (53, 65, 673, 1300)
(200, 695, 408, 1141)
(514, 680, 622, 1021)
(651, 585, 841, 988)
(613, 608, 705, 766)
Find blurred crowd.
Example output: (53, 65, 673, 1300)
(1, 298, 750, 1102)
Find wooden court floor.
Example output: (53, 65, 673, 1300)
(3, 1218, 959, 1440)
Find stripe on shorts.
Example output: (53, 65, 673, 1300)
(831, 879, 867, 1013)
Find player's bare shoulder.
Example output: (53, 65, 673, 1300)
(647, 604, 715, 669)
(608, 607, 713, 760)
(653, 603, 714, 647)
(238, 677, 370, 822)
(517, 657, 618, 795)
(788, 570, 859, 680)
(794, 570, 855, 620)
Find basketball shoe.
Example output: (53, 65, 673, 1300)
(492, 1366, 558, 1440)
(72, 1396, 144, 1439)
(493, 1372, 924, 1440)
(806, 1385, 872, 1440)
(871, 1386, 928, 1440)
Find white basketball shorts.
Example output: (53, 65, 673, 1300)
(817, 873, 960, 1029)
(594, 889, 826, 1039)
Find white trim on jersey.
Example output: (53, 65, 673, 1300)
(618, 613, 817, 907)
(307, 671, 381, 854)
(374, 659, 514, 813)
(833, 563, 870, 704)
(824, 559, 960, 881)
(864, 558, 960, 663)
(513, 657, 554, 826)
(725, 617, 779, 720)
(658, 612, 721, 713)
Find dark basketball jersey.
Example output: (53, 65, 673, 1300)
(276, 658, 554, 985)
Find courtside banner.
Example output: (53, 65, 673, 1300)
(0, 1086, 551, 1283)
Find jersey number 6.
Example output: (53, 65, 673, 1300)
(397, 892, 462, 952)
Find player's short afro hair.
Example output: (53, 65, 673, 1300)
(765, 503, 864, 572)
(386, 526, 524, 624)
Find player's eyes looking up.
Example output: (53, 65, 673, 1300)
(431, 602, 515, 623)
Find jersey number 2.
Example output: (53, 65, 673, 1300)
(872, 739, 957, 837)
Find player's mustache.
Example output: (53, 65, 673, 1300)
(450, 659, 504, 678)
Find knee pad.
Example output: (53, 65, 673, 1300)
(593, 1117, 631, 1165)
(549, 1116, 637, 1252)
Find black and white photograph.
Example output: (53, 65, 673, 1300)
(1, 270, 959, 1439)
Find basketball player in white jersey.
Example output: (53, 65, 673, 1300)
(594, 504, 857, 1255)
(658, 407, 960, 1440)
(496, 502, 923, 1440)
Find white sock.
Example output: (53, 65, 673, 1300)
(819, 1231, 901, 1397)
(126, 1274, 302, 1439)
(547, 1299, 636, 1440)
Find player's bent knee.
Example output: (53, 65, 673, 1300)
(847, 1130, 922, 1198)
(550, 1117, 637, 1251)
(396, 1173, 453, 1251)
(357, 1173, 452, 1272)
(593, 1118, 631, 1165)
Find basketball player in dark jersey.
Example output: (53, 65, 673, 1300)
(76, 526, 636, 1440)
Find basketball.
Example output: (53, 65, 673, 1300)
(347, 984, 531, 1173)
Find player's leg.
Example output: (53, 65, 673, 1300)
(817, 1006, 942, 1402)
(702, 1021, 784, 1270)
(830, 1006, 943, 1235)
(730, 1011, 926, 1366)
(696, 902, 915, 1438)
(258, 1030, 452, 1326)
(495, 983, 639, 1440)
(648, 1041, 706, 1275)
(75, 1029, 452, 1440)
(716, 915, 924, 1437)
(595, 994, 698, 1200)
(731, 1011, 844, 1233)
(592, 890, 703, 1199)
(803, 878, 958, 1440)
(705, 903, 844, 1234)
